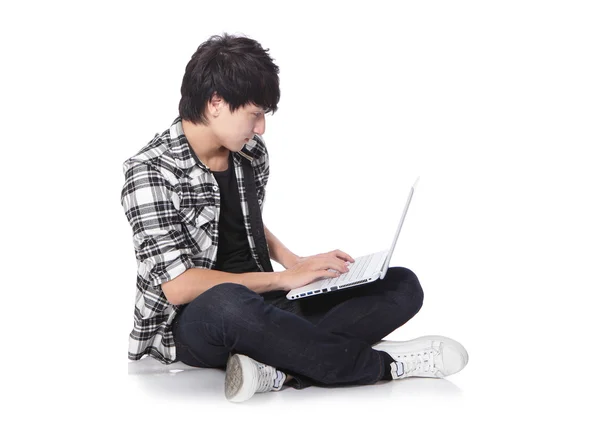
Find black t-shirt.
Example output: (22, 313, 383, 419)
(211, 152, 261, 274)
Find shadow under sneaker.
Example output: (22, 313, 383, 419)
(373, 335, 468, 379)
(225, 354, 286, 403)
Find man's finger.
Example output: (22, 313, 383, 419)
(320, 259, 348, 273)
(333, 249, 355, 263)
(316, 255, 348, 273)
(311, 269, 338, 283)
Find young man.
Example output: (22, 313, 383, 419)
(121, 33, 468, 403)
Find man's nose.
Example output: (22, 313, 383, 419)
(253, 115, 265, 136)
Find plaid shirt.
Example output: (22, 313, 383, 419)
(121, 117, 270, 363)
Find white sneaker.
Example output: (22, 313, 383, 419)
(373, 335, 468, 379)
(224, 354, 286, 403)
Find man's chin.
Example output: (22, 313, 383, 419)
(230, 144, 245, 153)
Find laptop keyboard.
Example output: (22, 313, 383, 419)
(287, 251, 389, 299)
(321, 253, 376, 288)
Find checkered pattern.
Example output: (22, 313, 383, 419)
(121, 117, 270, 363)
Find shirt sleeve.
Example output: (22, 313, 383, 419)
(121, 161, 195, 289)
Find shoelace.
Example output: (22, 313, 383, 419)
(399, 349, 439, 376)
(255, 363, 284, 392)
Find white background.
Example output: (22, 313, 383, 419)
(2, 0, 599, 425)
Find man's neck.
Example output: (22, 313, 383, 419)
(182, 120, 230, 170)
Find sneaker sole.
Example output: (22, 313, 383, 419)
(225, 354, 257, 403)
(373, 335, 469, 376)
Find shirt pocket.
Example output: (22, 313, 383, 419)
(178, 203, 216, 253)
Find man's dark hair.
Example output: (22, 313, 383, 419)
(179, 33, 280, 125)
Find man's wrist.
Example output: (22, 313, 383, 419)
(270, 271, 283, 291)
(282, 254, 301, 269)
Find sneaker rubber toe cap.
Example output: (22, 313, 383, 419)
(440, 340, 469, 376)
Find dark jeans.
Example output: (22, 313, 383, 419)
(171, 266, 424, 389)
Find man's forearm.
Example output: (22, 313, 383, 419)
(264, 224, 300, 269)
(161, 268, 283, 305)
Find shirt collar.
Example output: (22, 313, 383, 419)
(169, 117, 255, 172)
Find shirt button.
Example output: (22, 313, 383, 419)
(212, 185, 218, 192)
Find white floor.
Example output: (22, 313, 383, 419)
(119, 325, 593, 426)
(125, 348, 466, 422)
(127, 353, 465, 404)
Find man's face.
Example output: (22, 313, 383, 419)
(211, 102, 267, 152)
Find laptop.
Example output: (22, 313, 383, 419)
(286, 177, 419, 300)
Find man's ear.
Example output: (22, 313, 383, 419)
(207, 92, 224, 117)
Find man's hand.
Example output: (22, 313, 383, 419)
(275, 249, 355, 291)
(294, 249, 355, 267)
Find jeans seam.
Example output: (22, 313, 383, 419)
(376, 350, 385, 383)
(175, 318, 231, 368)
